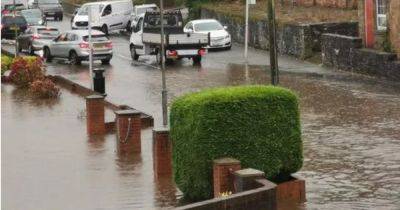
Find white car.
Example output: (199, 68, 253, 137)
(184, 19, 231, 50)
(72, 0, 133, 35)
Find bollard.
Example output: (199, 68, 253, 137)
(93, 68, 105, 95)
(213, 157, 241, 197)
(115, 109, 142, 152)
(153, 127, 172, 178)
(86, 95, 105, 135)
(234, 168, 265, 192)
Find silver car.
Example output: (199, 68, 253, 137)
(17, 26, 59, 54)
(43, 30, 113, 65)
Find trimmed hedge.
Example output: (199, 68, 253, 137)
(170, 85, 303, 201)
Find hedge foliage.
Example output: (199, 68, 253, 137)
(170, 85, 303, 200)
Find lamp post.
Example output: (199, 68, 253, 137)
(160, 0, 168, 127)
(244, 0, 249, 62)
(267, 0, 279, 85)
(88, 6, 94, 89)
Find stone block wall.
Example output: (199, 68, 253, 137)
(295, 0, 357, 9)
(201, 8, 358, 59)
(322, 33, 400, 80)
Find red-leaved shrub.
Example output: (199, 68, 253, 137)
(29, 79, 60, 98)
(9, 56, 45, 87)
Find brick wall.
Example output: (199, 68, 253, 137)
(388, 0, 400, 57)
(295, 0, 357, 9)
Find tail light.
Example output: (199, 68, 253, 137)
(79, 42, 89, 48)
(198, 48, 207, 56)
(32, 34, 40, 40)
(105, 42, 112, 48)
(167, 50, 177, 57)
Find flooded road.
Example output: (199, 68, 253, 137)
(2, 17, 400, 210)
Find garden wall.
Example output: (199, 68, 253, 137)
(201, 8, 358, 59)
(321, 33, 400, 81)
(295, 0, 357, 9)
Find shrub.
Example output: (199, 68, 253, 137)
(9, 56, 45, 87)
(29, 79, 60, 98)
(170, 85, 303, 200)
(1, 55, 13, 75)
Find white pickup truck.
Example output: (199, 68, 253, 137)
(129, 10, 210, 65)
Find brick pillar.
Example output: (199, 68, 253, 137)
(389, 0, 400, 57)
(153, 127, 172, 179)
(86, 95, 105, 135)
(115, 109, 142, 152)
(364, 0, 375, 48)
(234, 168, 265, 192)
(213, 158, 241, 198)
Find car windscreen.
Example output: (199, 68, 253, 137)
(194, 21, 223, 32)
(38, 28, 59, 36)
(1, 16, 27, 25)
(38, 0, 59, 4)
(21, 10, 42, 18)
(136, 7, 156, 15)
(144, 14, 182, 28)
(82, 34, 108, 42)
(77, 5, 103, 15)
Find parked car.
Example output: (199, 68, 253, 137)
(1, 4, 26, 15)
(42, 30, 113, 65)
(184, 19, 231, 50)
(31, 0, 63, 21)
(70, 7, 80, 27)
(1, 14, 28, 39)
(130, 11, 209, 65)
(128, 4, 158, 32)
(17, 26, 59, 54)
(21, 9, 46, 26)
(72, 0, 133, 35)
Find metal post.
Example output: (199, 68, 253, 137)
(88, 6, 93, 89)
(160, 0, 168, 127)
(267, 0, 279, 85)
(14, 26, 18, 57)
(244, 0, 249, 62)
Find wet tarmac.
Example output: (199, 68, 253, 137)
(2, 17, 400, 210)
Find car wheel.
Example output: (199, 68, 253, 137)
(59, 15, 63, 21)
(43, 47, 53, 62)
(101, 25, 108, 36)
(130, 45, 139, 61)
(69, 51, 81, 65)
(101, 59, 110, 65)
(28, 44, 34, 55)
(126, 21, 131, 32)
(193, 56, 202, 65)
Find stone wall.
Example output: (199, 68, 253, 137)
(388, 0, 400, 57)
(322, 33, 400, 81)
(201, 8, 358, 59)
(294, 0, 357, 9)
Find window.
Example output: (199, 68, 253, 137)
(102, 5, 111, 16)
(376, 0, 387, 31)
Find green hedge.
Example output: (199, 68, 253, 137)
(170, 85, 303, 200)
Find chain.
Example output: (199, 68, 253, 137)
(119, 117, 132, 144)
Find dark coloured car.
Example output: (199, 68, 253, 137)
(1, 15, 28, 39)
(1, 4, 27, 15)
(17, 26, 59, 54)
(21, 9, 46, 26)
(31, 0, 63, 21)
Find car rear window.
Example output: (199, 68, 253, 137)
(2, 16, 27, 25)
(38, 28, 59, 36)
(82, 35, 109, 42)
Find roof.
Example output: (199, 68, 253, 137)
(83, 0, 131, 6)
(134, 4, 157, 8)
(190, 19, 219, 24)
(30, 25, 58, 29)
(66, 29, 105, 36)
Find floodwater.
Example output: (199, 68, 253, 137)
(2, 16, 400, 210)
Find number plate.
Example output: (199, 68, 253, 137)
(10, 26, 19, 31)
(177, 50, 197, 56)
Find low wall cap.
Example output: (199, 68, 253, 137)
(234, 168, 265, 177)
(213, 157, 240, 165)
(114, 109, 141, 116)
(153, 127, 170, 133)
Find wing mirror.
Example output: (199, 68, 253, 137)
(185, 28, 193, 33)
(224, 26, 228, 30)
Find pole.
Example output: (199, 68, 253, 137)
(160, 0, 168, 127)
(244, 0, 249, 62)
(88, 6, 93, 89)
(267, 0, 279, 85)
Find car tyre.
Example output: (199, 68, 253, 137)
(101, 25, 108, 36)
(28, 44, 34, 55)
(130, 45, 139, 61)
(69, 51, 81, 65)
(193, 56, 202, 65)
(126, 21, 131, 32)
(59, 14, 63, 21)
(101, 59, 110, 65)
(43, 47, 53, 62)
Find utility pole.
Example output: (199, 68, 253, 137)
(244, 0, 249, 62)
(160, 0, 168, 127)
(267, 0, 279, 85)
(88, 6, 94, 89)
